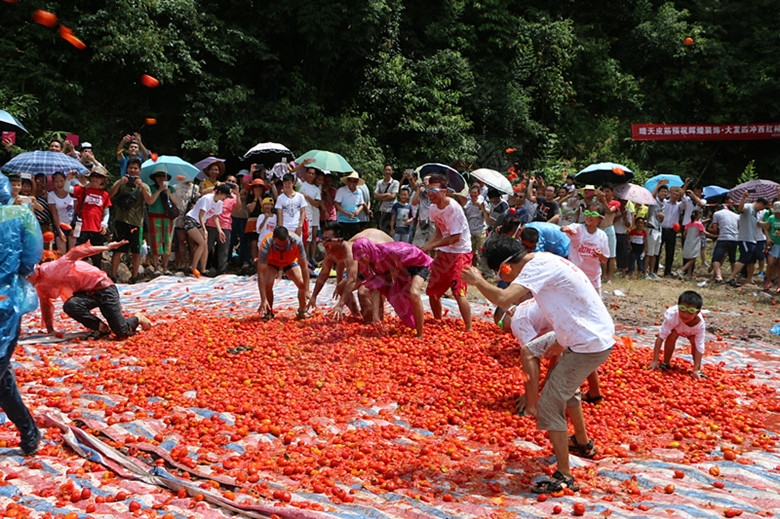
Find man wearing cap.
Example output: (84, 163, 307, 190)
(79, 142, 103, 169)
(334, 172, 367, 240)
(69, 165, 112, 262)
(257, 226, 310, 321)
(108, 160, 153, 282)
(116, 133, 149, 178)
(421, 175, 473, 332)
(374, 165, 399, 235)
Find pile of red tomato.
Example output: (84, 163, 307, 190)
(14, 311, 780, 510)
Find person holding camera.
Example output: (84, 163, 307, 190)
(116, 132, 149, 178)
(374, 165, 399, 235)
(107, 159, 153, 283)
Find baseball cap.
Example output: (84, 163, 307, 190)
(81, 142, 93, 150)
(215, 183, 234, 198)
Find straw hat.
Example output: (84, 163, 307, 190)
(340, 171, 365, 186)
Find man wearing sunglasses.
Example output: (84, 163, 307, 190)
(461, 235, 614, 494)
(421, 176, 473, 332)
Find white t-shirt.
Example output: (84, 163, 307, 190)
(711, 209, 739, 241)
(566, 223, 609, 292)
(510, 298, 552, 345)
(661, 199, 682, 229)
(737, 203, 758, 243)
(255, 213, 277, 245)
(275, 191, 308, 231)
(47, 191, 74, 226)
(511, 253, 615, 353)
(658, 306, 706, 354)
(681, 196, 702, 226)
(429, 198, 472, 254)
(186, 193, 223, 222)
(298, 182, 321, 226)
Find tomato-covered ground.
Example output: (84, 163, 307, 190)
(2, 275, 779, 519)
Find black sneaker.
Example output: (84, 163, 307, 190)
(20, 427, 41, 457)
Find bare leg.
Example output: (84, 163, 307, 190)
(548, 430, 572, 477)
(110, 251, 123, 278)
(409, 276, 425, 338)
(454, 293, 472, 332)
(585, 371, 601, 399)
(429, 295, 442, 320)
(520, 347, 541, 416)
(285, 265, 308, 313)
(131, 252, 141, 278)
(662, 332, 679, 365)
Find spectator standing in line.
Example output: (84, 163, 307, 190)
(318, 170, 337, 230)
(116, 133, 149, 178)
(725, 193, 770, 287)
(613, 198, 634, 277)
(47, 171, 75, 252)
(528, 179, 560, 224)
(659, 185, 683, 277)
(172, 181, 199, 271)
(356, 172, 373, 231)
(33, 173, 53, 235)
(411, 174, 435, 246)
(374, 165, 399, 235)
(146, 170, 180, 276)
(644, 182, 667, 278)
(761, 201, 780, 292)
(107, 167, 153, 283)
(463, 184, 489, 268)
(708, 203, 740, 283)
(276, 173, 308, 237)
(205, 176, 239, 276)
(596, 186, 621, 284)
(389, 186, 414, 243)
(71, 166, 112, 263)
(298, 167, 322, 261)
(334, 172, 367, 240)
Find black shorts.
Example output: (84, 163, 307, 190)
(407, 265, 430, 281)
(738, 241, 759, 264)
(114, 221, 142, 253)
(712, 240, 737, 264)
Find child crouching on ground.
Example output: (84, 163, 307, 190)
(648, 290, 706, 379)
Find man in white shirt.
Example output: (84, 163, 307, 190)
(708, 204, 740, 282)
(421, 175, 473, 332)
(298, 168, 322, 261)
(461, 235, 614, 495)
(659, 186, 683, 277)
(373, 165, 399, 235)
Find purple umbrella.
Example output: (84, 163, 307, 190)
(729, 179, 780, 203)
(194, 157, 226, 181)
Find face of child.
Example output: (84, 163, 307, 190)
(10, 180, 21, 196)
(584, 210, 602, 231)
(20, 180, 33, 196)
(53, 175, 65, 190)
(399, 190, 410, 203)
(636, 219, 645, 230)
(677, 303, 701, 325)
(263, 201, 274, 212)
(283, 179, 295, 193)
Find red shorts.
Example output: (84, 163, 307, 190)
(426, 251, 473, 298)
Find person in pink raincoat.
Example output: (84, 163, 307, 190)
(350, 238, 432, 338)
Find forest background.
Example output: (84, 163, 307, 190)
(1, 0, 778, 186)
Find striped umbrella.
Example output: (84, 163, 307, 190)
(728, 179, 780, 203)
(0, 150, 89, 176)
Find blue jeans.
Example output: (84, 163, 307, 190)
(628, 243, 645, 273)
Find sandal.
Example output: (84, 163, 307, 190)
(88, 329, 110, 340)
(659, 362, 671, 371)
(296, 310, 311, 321)
(532, 470, 579, 494)
(261, 310, 274, 322)
(568, 435, 597, 459)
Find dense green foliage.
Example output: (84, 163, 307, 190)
(1, 0, 778, 186)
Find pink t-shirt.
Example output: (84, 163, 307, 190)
(429, 198, 471, 254)
(206, 197, 236, 229)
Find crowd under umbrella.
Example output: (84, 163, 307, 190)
(415, 163, 466, 192)
(702, 185, 730, 201)
(0, 109, 28, 134)
(0, 150, 89, 177)
(140, 156, 199, 185)
(612, 183, 658, 206)
(297, 149, 354, 173)
(468, 168, 513, 195)
(574, 162, 634, 186)
(729, 179, 780, 203)
(643, 174, 684, 194)
(243, 142, 295, 168)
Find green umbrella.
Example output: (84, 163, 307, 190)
(297, 149, 354, 173)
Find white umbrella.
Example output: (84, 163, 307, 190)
(469, 168, 513, 195)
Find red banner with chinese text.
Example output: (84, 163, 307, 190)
(631, 123, 780, 141)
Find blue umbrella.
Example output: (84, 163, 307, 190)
(140, 156, 199, 185)
(575, 162, 634, 186)
(0, 109, 28, 133)
(415, 163, 466, 192)
(0, 150, 89, 176)
(644, 174, 683, 194)
(702, 185, 729, 200)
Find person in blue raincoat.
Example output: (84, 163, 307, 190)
(522, 221, 571, 257)
(0, 172, 43, 456)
